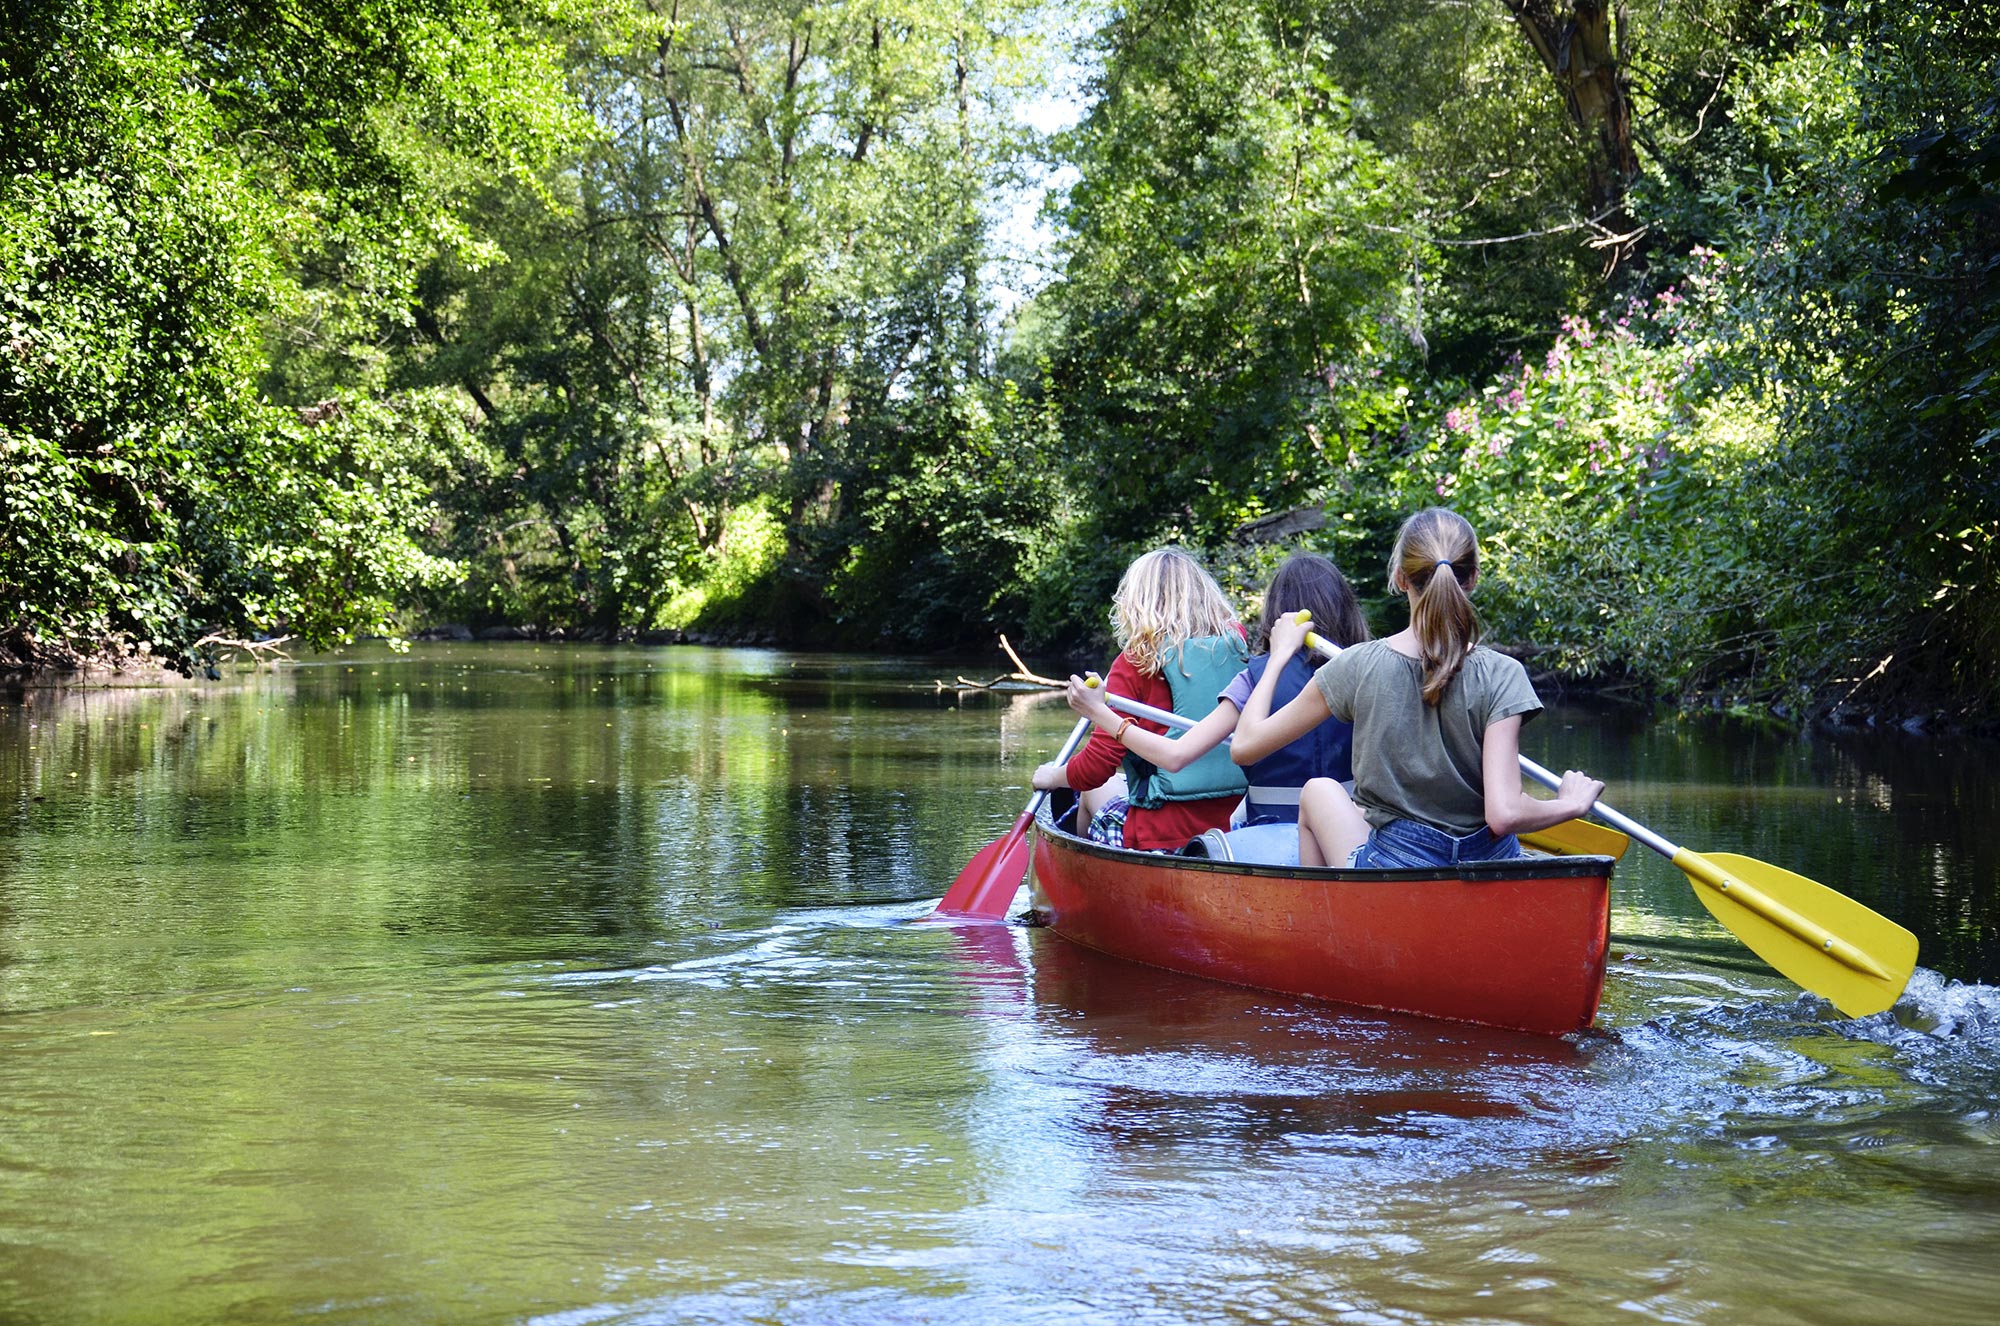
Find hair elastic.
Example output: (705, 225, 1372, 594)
(1433, 560, 1454, 575)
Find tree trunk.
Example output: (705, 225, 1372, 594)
(955, 35, 983, 378)
(1500, 2, 1640, 239)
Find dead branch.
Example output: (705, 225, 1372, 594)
(933, 634, 1066, 693)
(998, 634, 1061, 687)
(194, 633, 295, 665)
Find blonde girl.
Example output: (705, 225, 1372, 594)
(1062, 550, 1369, 862)
(1231, 508, 1603, 868)
(1031, 548, 1248, 852)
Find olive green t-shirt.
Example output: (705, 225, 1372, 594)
(1311, 641, 1542, 835)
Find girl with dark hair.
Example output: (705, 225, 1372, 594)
(1249, 552, 1368, 655)
(1231, 508, 1603, 869)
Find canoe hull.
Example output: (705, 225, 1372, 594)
(1029, 807, 1614, 1035)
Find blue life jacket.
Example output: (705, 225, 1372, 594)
(1237, 652, 1354, 823)
(1122, 633, 1250, 809)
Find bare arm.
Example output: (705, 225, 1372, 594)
(1480, 715, 1605, 835)
(1065, 673, 1241, 771)
(1230, 615, 1332, 765)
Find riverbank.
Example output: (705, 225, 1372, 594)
(10, 626, 1997, 740)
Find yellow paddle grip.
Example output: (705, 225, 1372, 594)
(1288, 609, 1339, 658)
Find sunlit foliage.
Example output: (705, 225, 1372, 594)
(1, 0, 578, 668)
(7, 0, 1996, 716)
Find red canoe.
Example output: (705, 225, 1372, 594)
(1027, 802, 1616, 1036)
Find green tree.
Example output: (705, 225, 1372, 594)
(1046, 0, 1419, 552)
(1675, 2, 2000, 710)
(1, 0, 578, 669)
(1368, 1, 2000, 714)
(398, 0, 1054, 639)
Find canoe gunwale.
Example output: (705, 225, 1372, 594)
(1031, 800, 1617, 884)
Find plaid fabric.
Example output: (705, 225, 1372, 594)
(1084, 796, 1130, 848)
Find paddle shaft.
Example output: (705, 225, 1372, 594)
(1092, 689, 1200, 732)
(1514, 755, 1673, 857)
(1515, 755, 1891, 979)
(1030, 716, 1098, 818)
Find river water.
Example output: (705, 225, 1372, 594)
(2, 644, 1996, 1325)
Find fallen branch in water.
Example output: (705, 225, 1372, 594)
(934, 673, 1056, 693)
(998, 635, 1061, 687)
(933, 634, 1064, 692)
(195, 633, 294, 666)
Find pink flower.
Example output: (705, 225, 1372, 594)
(1445, 407, 1467, 432)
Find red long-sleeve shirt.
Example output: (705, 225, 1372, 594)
(1063, 650, 1240, 852)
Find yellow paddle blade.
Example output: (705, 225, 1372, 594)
(1673, 849, 1919, 1017)
(1521, 818, 1630, 859)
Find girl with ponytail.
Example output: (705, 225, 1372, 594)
(1231, 508, 1604, 869)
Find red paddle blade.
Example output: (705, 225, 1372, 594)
(934, 813, 1032, 918)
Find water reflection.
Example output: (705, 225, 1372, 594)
(2, 646, 1999, 1325)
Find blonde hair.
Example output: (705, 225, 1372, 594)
(1111, 547, 1239, 677)
(1388, 507, 1481, 705)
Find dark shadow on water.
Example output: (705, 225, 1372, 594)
(1020, 928, 1587, 1070)
(974, 928, 1628, 1170)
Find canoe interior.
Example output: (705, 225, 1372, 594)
(1028, 799, 1615, 1036)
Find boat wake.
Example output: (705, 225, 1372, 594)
(529, 906, 2000, 1182)
(1856, 967, 2000, 1046)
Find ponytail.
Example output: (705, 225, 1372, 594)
(1387, 508, 1481, 706)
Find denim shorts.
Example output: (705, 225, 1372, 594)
(1346, 817, 1522, 869)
